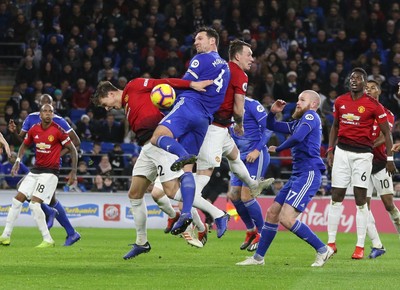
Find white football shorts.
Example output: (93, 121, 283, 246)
(367, 167, 394, 197)
(331, 146, 373, 189)
(18, 172, 58, 204)
(132, 142, 183, 183)
(196, 124, 235, 170)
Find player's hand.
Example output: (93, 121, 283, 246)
(386, 161, 397, 176)
(190, 80, 213, 92)
(67, 171, 77, 186)
(8, 119, 16, 133)
(392, 143, 400, 152)
(327, 151, 334, 167)
(246, 149, 260, 163)
(270, 99, 286, 114)
(268, 146, 277, 153)
(11, 162, 20, 177)
(233, 123, 244, 136)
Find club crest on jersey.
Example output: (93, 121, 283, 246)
(342, 113, 360, 121)
(48, 135, 54, 142)
(305, 113, 314, 120)
(191, 59, 199, 68)
(124, 94, 129, 103)
(215, 156, 221, 163)
(357, 106, 365, 113)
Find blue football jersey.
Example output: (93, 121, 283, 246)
(231, 98, 272, 156)
(22, 112, 72, 133)
(182, 51, 230, 116)
(274, 110, 325, 173)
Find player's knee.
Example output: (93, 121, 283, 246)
(266, 208, 279, 224)
(227, 188, 240, 201)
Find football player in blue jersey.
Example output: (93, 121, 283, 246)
(150, 27, 230, 235)
(8, 94, 81, 246)
(237, 90, 335, 267)
(229, 96, 272, 251)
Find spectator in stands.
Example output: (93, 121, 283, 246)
(96, 155, 113, 176)
(108, 143, 125, 173)
(77, 60, 97, 89)
(15, 56, 38, 86)
(118, 58, 140, 81)
(284, 71, 301, 104)
(324, 4, 345, 39)
(82, 46, 101, 71)
(62, 47, 81, 72)
(91, 174, 105, 192)
(60, 63, 76, 85)
(87, 142, 102, 168)
(345, 9, 366, 39)
(40, 61, 60, 88)
(322, 72, 345, 96)
(76, 160, 93, 191)
(4, 105, 17, 124)
(99, 113, 124, 143)
(1, 152, 29, 189)
(71, 78, 93, 110)
(12, 13, 30, 43)
(264, 179, 284, 196)
(311, 30, 332, 61)
(75, 114, 93, 142)
(257, 73, 284, 102)
(103, 176, 117, 193)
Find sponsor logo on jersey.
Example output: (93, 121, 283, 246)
(103, 204, 120, 221)
(341, 113, 360, 121)
(48, 135, 54, 142)
(191, 59, 200, 68)
(36, 142, 51, 150)
(305, 113, 314, 120)
(357, 106, 365, 113)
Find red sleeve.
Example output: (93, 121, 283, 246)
(150, 78, 191, 88)
(333, 98, 340, 119)
(375, 103, 388, 124)
(130, 78, 191, 93)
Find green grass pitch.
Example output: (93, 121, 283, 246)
(1, 227, 399, 290)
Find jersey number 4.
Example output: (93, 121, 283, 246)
(214, 69, 226, 93)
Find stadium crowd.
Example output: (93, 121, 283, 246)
(1, 0, 400, 194)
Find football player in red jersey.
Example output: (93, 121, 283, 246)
(361, 80, 400, 258)
(0, 104, 78, 247)
(326, 68, 396, 259)
(92, 78, 222, 259)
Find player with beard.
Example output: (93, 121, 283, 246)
(326, 68, 395, 259)
(237, 90, 334, 267)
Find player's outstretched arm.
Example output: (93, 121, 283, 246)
(189, 80, 213, 92)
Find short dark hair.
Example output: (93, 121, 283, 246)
(195, 26, 220, 46)
(351, 67, 368, 81)
(367, 79, 381, 89)
(228, 39, 251, 61)
(91, 81, 118, 106)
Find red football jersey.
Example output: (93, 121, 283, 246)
(121, 78, 191, 144)
(372, 107, 395, 162)
(24, 122, 71, 170)
(333, 92, 388, 149)
(213, 61, 247, 127)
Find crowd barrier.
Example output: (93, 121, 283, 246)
(0, 191, 399, 233)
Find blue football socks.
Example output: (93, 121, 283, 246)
(53, 200, 75, 236)
(180, 172, 195, 215)
(232, 199, 255, 230)
(244, 199, 264, 232)
(156, 136, 188, 158)
(290, 220, 325, 251)
(254, 222, 279, 259)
